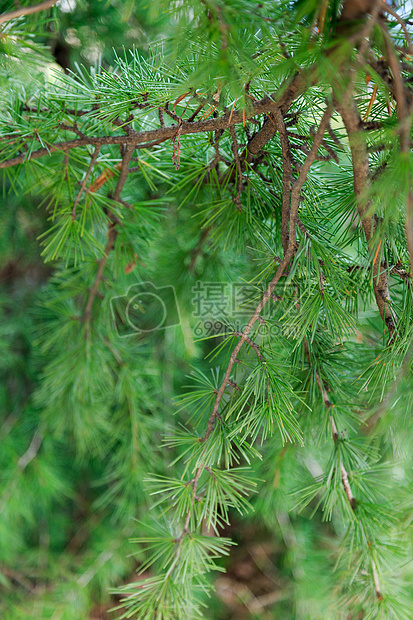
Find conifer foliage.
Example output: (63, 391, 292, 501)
(1, 1, 413, 618)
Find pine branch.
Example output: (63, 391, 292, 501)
(245, 68, 315, 163)
(273, 109, 292, 254)
(234, 332, 263, 360)
(82, 222, 118, 324)
(189, 227, 211, 273)
(229, 126, 242, 212)
(162, 105, 334, 586)
(381, 4, 413, 52)
(71, 145, 101, 220)
(337, 99, 396, 340)
(303, 341, 386, 601)
(406, 191, 413, 274)
(17, 431, 43, 470)
(0, 70, 315, 170)
(82, 145, 134, 323)
(378, 24, 413, 275)
(0, 0, 57, 25)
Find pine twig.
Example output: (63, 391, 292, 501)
(82, 145, 134, 322)
(0, 71, 316, 170)
(82, 222, 118, 323)
(71, 145, 101, 220)
(234, 332, 263, 360)
(189, 227, 210, 273)
(337, 99, 396, 340)
(381, 4, 413, 53)
(229, 126, 243, 211)
(379, 25, 413, 275)
(273, 109, 293, 254)
(303, 340, 385, 599)
(406, 191, 413, 274)
(17, 431, 43, 470)
(0, 0, 57, 25)
(165, 106, 333, 579)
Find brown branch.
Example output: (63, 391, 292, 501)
(380, 23, 408, 136)
(17, 431, 43, 470)
(0, 87, 310, 170)
(234, 332, 263, 360)
(0, 0, 57, 25)
(60, 122, 86, 139)
(379, 25, 413, 274)
(381, 4, 413, 53)
(82, 146, 134, 323)
(113, 146, 135, 202)
(227, 379, 240, 391)
(165, 104, 333, 582)
(71, 145, 101, 220)
(229, 126, 243, 211)
(82, 223, 118, 323)
(244, 67, 316, 163)
(187, 102, 205, 122)
(274, 109, 293, 254)
(337, 99, 395, 340)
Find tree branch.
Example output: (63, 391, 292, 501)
(337, 99, 396, 339)
(273, 109, 293, 254)
(0, 68, 318, 171)
(0, 0, 57, 25)
(17, 431, 43, 470)
(165, 105, 333, 579)
(82, 223, 118, 324)
(71, 145, 101, 220)
(82, 146, 134, 323)
(229, 126, 243, 211)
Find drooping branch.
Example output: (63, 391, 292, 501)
(82, 222, 118, 324)
(82, 145, 135, 323)
(273, 109, 292, 254)
(378, 22, 413, 273)
(165, 105, 334, 575)
(303, 340, 384, 600)
(229, 126, 243, 211)
(71, 145, 101, 220)
(337, 99, 396, 339)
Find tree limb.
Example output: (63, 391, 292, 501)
(0, 68, 317, 170)
(82, 145, 134, 323)
(72, 145, 101, 220)
(273, 109, 293, 254)
(337, 99, 395, 339)
(166, 105, 333, 578)
(0, 0, 57, 25)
